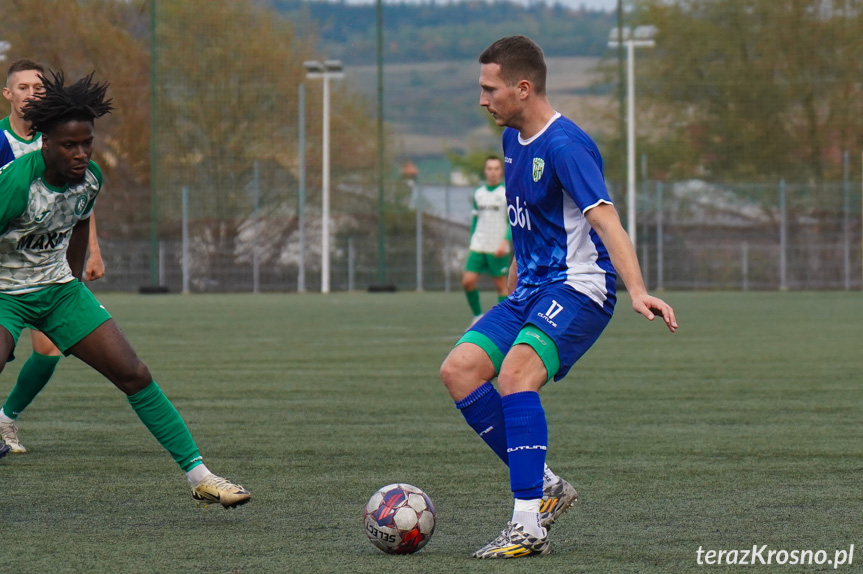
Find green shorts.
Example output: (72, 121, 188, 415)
(465, 250, 511, 277)
(0, 280, 112, 357)
(459, 325, 560, 384)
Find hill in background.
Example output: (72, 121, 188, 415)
(267, 0, 617, 179)
(267, 0, 615, 65)
(346, 56, 609, 161)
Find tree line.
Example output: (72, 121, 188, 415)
(0, 0, 380, 242)
(2, 0, 859, 226)
(628, 0, 863, 184)
(266, 0, 616, 64)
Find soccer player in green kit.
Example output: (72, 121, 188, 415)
(462, 156, 511, 324)
(0, 69, 250, 508)
(0, 58, 106, 454)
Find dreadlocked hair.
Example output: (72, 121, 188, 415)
(22, 70, 113, 137)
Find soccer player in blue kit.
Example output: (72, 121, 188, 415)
(440, 36, 678, 559)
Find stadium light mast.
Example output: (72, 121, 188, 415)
(375, 0, 387, 287)
(608, 25, 655, 249)
(149, 0, 160, 287)
(304, 59, 344, 294)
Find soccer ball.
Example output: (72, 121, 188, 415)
(363, 483, 436, 554)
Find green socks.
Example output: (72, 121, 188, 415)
(1, 352, 61, 419)
(498, 294, 508, 303)
(466, 289, 482, 316)
(127, 381, 203, 472)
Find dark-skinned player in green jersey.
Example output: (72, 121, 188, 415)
(0, 70, 250, 508)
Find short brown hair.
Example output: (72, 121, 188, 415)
(6, 58, 44, 83)
(479, 36, 547, 95)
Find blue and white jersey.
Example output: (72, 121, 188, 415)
(503, 112, 616, 309)
(0, 116, 42, 167)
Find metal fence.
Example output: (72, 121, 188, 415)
(87, 177, 863, 294)
(629, 179, 863, 291)
(3, 1, 860, 295)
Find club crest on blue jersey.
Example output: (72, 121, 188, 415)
(532, 157, 545, 182)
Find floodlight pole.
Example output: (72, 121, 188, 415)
(149, 0, 159, 286)
(298, 83, 306, 293)
(376, 0, 387, 285)
(609, 27, 655, 249)
(305, 60, 343, 294)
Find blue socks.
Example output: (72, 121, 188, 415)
(455, 382, 508, 465)
(456, 384, 548, 500)
(502, 391, 547, 500)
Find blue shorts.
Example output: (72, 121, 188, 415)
(460, 282, 613, 381)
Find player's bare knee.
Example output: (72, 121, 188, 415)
(129, 361, 152, 389)
(496, 372, 518, 396)
(440, 355, 487, 401)
(497, 365, 546, 396)
(440, 357, 469, 396)
(113, 361, 152, 395)
(439, 357, 458, 388)
(0, 328, 13, 373)
(134, 360, 152, 384)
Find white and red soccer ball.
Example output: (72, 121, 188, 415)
(363, 483, 436, 554)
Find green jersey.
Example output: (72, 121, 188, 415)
(0, 150, 101, 294)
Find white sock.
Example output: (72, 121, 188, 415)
(186, 463, 212, 486)
(512, 498, 545, 538)
(0, 408, 13, 423)
(543, 463, 559, 488)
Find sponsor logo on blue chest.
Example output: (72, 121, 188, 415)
(508, 196, 532, 230)
(532, 157, 545, 182)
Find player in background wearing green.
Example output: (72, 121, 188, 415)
(0, 59, 105, 454)
(463, 156, 511, 325)
(0, 69, 250, 508)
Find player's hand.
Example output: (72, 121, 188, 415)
(631, 293, 678, 333)
(84, 255, 106, 282)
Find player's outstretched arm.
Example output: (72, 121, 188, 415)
(585, 202, 678, 333)
(67, 216, 91, 281)
(84, 215, 105, 281)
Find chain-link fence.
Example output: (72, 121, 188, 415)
(3, 0, 860, 294)
(623, 179, 863, 291)
(88, 176, 863, 294)
(133, 1, 863, 294)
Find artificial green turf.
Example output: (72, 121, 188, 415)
(1, 291, 860, 573)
